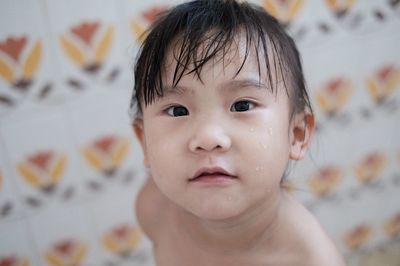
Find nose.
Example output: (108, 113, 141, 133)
(188, 119, 232, 153)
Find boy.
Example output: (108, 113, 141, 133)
(131, 0, 345, 265)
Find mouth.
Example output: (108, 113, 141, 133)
(190, 167, 237, 182)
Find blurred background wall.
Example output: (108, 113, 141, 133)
(0, 0, 399, 265)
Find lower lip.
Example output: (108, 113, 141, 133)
(190, 175, 236, 185)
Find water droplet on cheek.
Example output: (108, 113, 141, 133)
(268, 127, 273, 136)
(224, 194, 233, 202)
(249, 127, 255, 132)
(255, 166, 264, 172)
(261, 143, 268, 149)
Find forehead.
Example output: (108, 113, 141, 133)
(161, 31, 282, 87)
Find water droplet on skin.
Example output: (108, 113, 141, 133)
(268, 127, 273, 136)
(255, 166, 264, 172)
(249, 127, 255, 132)
(262, 143, 268, 149)
(225, 195, 233, 202)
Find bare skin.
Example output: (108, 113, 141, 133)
(133, 35, 345, 265)
(136, 177, 345, 266)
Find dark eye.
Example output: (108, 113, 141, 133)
(166, 105, 189, 117)
(230, 100, 255, 112)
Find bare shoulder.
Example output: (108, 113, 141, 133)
(303, 226, 345, 266)
(135, 176, 169, 242)
(283, 196, 346, 266)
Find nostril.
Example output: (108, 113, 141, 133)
(193, 143, 230, 153)
(195, 144, 221, 151)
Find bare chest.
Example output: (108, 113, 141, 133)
(151, 233, 318, 266)
(152, 231, 252, 266)
(152, 231, 216, 266)
(153, 244, 254, 266)
(151, 234, 295, 266)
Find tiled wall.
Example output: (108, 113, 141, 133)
(0, 0, 399, 265)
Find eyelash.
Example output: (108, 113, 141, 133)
(165, 105, 189, 117)
(164, 99, 256, 117)
(230, 100, 256, 112)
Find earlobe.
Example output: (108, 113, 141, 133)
(133, 119, 150, 167)
(289, 112, 315, 160)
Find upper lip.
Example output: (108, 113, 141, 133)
(190, 166, 236, 181)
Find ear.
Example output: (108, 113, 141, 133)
(289, 112, 315, 161)
(133, 119, 150, 167)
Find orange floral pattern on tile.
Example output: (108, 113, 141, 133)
(325, 0, 356, 15)
(343, 224, 373, 250)
(102, 224, 142, 257)
(308, 166, 343, 197)
(44, 239, 87, 266)
(0, 37, 28, 62)
(384, 212, 400, 238)
(0, 36, 42, 89)
(59, 21, 114, 73)
(366, 64, 400, 104)
(315, 77, 352, 116)
(71, 23, 100, 47)
(17, 150, 67, 193)
(261, 0, 304, 26)
(82, 135, 130, 176)
(353, 151, 387, 184)
(130, 5, 169, 43)
(0, 256, 30, 266)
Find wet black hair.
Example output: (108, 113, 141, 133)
(131, 0, 312, 118)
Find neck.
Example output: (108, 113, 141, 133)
(175, 190, 289, 256)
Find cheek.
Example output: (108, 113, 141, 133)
(144, 126, 163, 159)
(241, 120, 291, 179)
(144, 128, 185, 181)
(146, 139, 172, 171)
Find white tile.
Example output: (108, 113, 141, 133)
(86, 191, 152, 265)
(45, 0, 128, 97)
(0, 108, 85, 212)
(65, 88, 145, 197)
(0, 0, 65, 115)
(28, 203, 97, 266)
(0, 143, 24, 221)
(0, 219, 41, 266)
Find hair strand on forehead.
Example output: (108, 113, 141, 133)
(131, 0, 313, 119)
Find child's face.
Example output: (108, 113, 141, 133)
(134, 37, 312, 220)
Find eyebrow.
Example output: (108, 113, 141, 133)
(161, 84, 192, 97)
(160, 78, 268, 98)
(220, 78, 269, 91)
